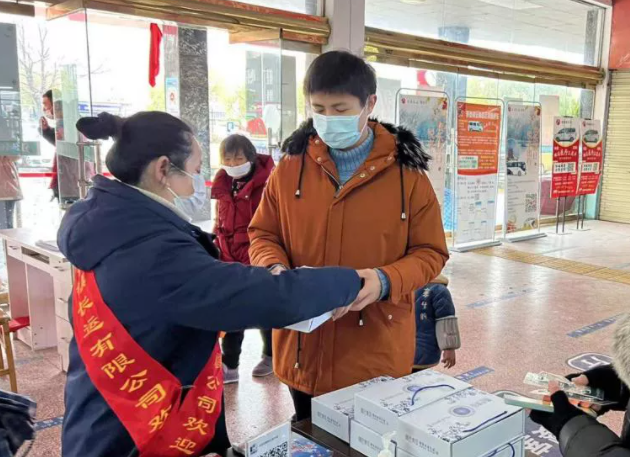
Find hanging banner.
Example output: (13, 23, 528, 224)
(505, 103, 541, 234)
(577, 119, 603, 196)
(398, 93, 449, 205)
(551, 117, 580, 199)
(456, 102, 501, 245)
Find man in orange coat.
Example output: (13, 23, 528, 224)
(248, 51, 449, 421)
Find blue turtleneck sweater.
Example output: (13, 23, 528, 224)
(328, 128, 390, 300)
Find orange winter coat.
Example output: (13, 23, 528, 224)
(248, 120, 449, 396)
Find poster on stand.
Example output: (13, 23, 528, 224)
(577, 119, 603, 196)
(398, 93, 449, 205)
(551, 117, 580, 199)
(505, 103, 541, 234)
(455, 102, 501, 245)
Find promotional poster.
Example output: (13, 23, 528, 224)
(551, 117, 580, 199)
(398, 94, 449, 206)
(577, 119, 603, 196)
(455, 102, 502, 244)
(505, 103, 541, 234)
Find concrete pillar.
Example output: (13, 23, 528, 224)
(323, 0, 365, 55)
(164, 25, 212, 221)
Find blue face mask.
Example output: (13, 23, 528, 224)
(167, 166, 207, 217)
(312, 106, 367, 150)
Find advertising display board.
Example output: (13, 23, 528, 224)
(551, 117, 580, 199)
(397, 92, 449, 206)
(577, 119, 603, 196)
(505, 103, 542, 237)
(455, 101, 502, 247)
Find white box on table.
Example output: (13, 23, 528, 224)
(350, 420, 396, 457)
(395, 436, 524, 457)
(354, 370, 471, 435)
(311, 376, 394, 442)
(398, 388, 525, 457)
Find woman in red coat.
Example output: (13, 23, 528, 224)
(212, 134, 275, 384)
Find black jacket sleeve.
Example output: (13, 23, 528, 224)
(40, 126, 56, 146)
(153, 232, 362, 332)
(560, 415, 630, 457)
(584, 365, 630, 412)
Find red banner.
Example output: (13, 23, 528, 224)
(72, 270, 223, 456)
(577, 119, 603, 196)
(551, 117, 580, 199)
(456, 102, 501, 176)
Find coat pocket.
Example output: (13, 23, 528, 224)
(377, 297, 413, 327)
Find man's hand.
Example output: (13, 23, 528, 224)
(40, 116, 49, 131)
(442, 350, 456, 369)
(332, 305, 352, 321)
(349, 269, 382, 312)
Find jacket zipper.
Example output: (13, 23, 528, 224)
(321, 166, 344, 197)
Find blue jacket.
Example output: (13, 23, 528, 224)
(414, 283, 456, 367)
(58, 176, 361, 457)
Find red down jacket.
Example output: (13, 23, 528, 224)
(211, 153, 274, 264)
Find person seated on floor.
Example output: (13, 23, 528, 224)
(530, 312, 630, 456)
(58, 111, 371, 457)
(413, 273, 460, 373)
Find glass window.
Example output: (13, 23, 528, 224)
(366, 0, 605, 65)
(371, 61, 594, 231)
(236, 0, 321, 15)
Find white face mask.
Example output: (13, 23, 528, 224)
(166, 164, 207, 216)
(223, 161, 252, 179)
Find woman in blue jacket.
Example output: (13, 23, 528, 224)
(58, 111, 365, 457)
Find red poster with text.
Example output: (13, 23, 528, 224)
(551, 117, 580, 199)
(456, 102, 501, 176)
(577, 119, 603, 196)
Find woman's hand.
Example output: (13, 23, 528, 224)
(530, 381, 585, 438)
(349, 269, 382, 312)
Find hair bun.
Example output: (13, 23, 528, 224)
(76, 112, 123, 140)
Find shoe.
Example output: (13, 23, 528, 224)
(252, 355, 273, 377)
(223, 364, 240, 384)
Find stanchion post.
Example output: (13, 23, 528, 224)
(581, 197, 586, 230)
(563, 197, 568, 233)
(576, 195, 581, 230)
(555, 198, 560, 234)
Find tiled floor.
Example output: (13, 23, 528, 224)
(3, 220, 630, 456)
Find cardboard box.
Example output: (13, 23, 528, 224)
(395, 436, 524, 457)
(246, 422, 291, 457)
(398, 389, 525, 457)
(312, 376, 394, 442)
(350, 420, 397, 457)
(354, 370, 471, 435)
(285, 312, 332, 333)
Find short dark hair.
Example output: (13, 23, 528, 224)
(220, 134, 257, 162)
(304, 50, 377, 106)
(43, 90, 53, 102)
(76, 111, 194, 185)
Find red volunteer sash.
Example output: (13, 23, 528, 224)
(72, 269, 223, 457)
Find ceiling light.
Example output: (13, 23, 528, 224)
(400, 0, 427, 5)
(478, 0, 542, 10)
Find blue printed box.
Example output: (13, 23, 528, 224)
(354, 370, 471, 436)
(398, 389, 525, 457)
(311, 376, 394, 442)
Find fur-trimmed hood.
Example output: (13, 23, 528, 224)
(613, 314, 630, 388)
(281, 118, 431, 171)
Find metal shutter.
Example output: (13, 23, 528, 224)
(600, 71, 630, 223)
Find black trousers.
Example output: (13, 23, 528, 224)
(289, 388, 313, 422)
(221, 329, 272, 369)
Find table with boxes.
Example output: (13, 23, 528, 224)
(312, 370, 525, 457)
